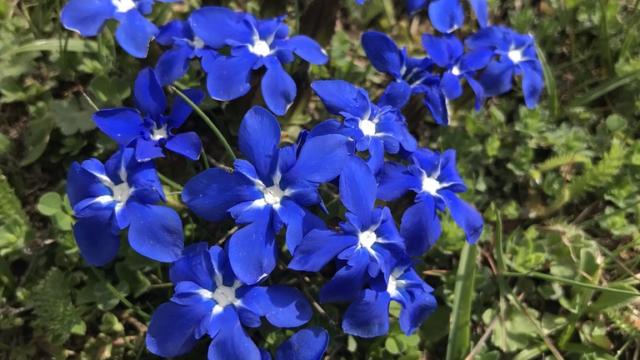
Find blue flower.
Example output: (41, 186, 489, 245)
(66, 147, 183, 265)
(154, 20, 216, 86)
(146, 243, 313, 360)
(289, 158, 405, 303)
(422, 34, 493, 109)
(93, 68, 204, 162)
(361, 31, 449, 125)
(378, 148, 483, 255)
(406, 0, 488, 33)
(342, 264, 437, 338)
(261, 327, 329, 360)
(182, 106, 351, 285)
(60, 0, 179, 58)
(189, 7, 329, 115)
(311, 80, 417, 171)
(466, 26, 544, 108)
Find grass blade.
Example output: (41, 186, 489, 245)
(446, 243, 478, 360)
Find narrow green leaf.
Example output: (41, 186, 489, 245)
(536, 47, 559, 119)
(572, 71, 640, 106)
(502, 271, 640, 297)
(446, 243, 478, 360)
(10, 38, 98, 55)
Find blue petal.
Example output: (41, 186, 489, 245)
(311, 80, 370, 118)
(479, 60, 514, 97)
(155, 46, 193, 86)
(459, 48, 494, 72)
(319, 251, 369, 303)
(439, 190, 483, 243)
(285, 134, 351, 184)
(156, 20, 191, 46)
(73, 210, 119, 266)
(262, 57, 297, 116)
(361, 31, 403, 78)
(288, 35, 328, 65)
(239, 106, 281, 182)
(169, 242, 215, 290)
(114, 10, 158, 58)
(166, 132, 202, 160)
(66, 160, 110, 207)
(202, 53, 257, 101)
(379, 81, 412, 109)
(207, 316, 261, 360)
(289, 230, 355, 272)
(377, 162, 419, 201)
(92, 108, 144, 146)
(407, 0, 428, 13)
(428, 0, 464, 33)
(441, 72, 463, 99)
(182, 168, 252, 222)
(469, 0, 489, 28)
(398, 290, 437, 335)
(263, 285, 312, 328)
(521, 61, 544, 109)
(275, 327, 329, 360)
(168, 88, 205, 129)
(126, 202, 184, 262)
(228, 211, 277, 285)
(400, 201, 441, 256)
(465, 75, 485, 110)
(135, 138, 164, 161)
(134, 68, 167, 118)
(189, 6, 252, 48)
(146, 302, 209, 358)
(422, 34, 453, 68)
(418, 83, 448, 125)
(60, 0, 114, 37)
(339, 157, 377, 223)
(342, 289, 391, 338)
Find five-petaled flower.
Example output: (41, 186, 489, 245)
(61, 0, 180, 58)
(93, 68, 204, 162)
(182, 106, 351, 285)
(189, 7, 329, 115)
(67, 147, 184, 265)
(146, 243, 315, 360)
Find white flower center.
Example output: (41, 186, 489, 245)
(451, 65, 461, 76)
(359, 119, 377, 137)
(191, 36, 205, 49)
(150, 124, 168, 141)
(508, 49, 523, 63)
(110, 182, 131, 204)
(386, 268, 407, 297)
(112, 0, 136, 13)
(249, 40, 271, 57)
(263, 185, 285, 206)
(211, 284, 239, 308)
(421, 175, 442, 196)
(358, 230, 378, 250)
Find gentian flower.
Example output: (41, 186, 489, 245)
(189, 7, 329, 115)
(406, 0, 489, 33)
(361, 31, 449, 125)
(289, 158, 405, 303)
(466, 26, 544, 108)
(261, 327, 329, 360)
(311, 80, 417, 171)
(154, 20, 216, 86)
(67, 148, 183, 265)
(422, 34, 493, 109)
(378, 148, 483, 256)
(60, 0, 179, 58)
(93, 68, 204, 162)
(146, 243, 313, 360)
(182, 106, 351, 285)
(342, 263, 437, 338)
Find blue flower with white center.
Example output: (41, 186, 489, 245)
(310, 80, 417, 171)
(154, 20, 216, 86)
(422, 34, 493, 109)
(182, 106, 351, 285)
(361, 31, 449, 125)
(189, 7, 329, 115)
(146, 243, 313, 360)
(261, 327, 329, 360)
(289, 158, 405, 303)
(406, 0, 489, 33)
(342, 264, 437, 338)
(93, 68, 204, 162)
(378, 148, 483, 256)
(466, 26, 544, 108)
(60, 0, 179, 58)
(66, 147, 183, 265)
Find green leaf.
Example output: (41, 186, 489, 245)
(0, 173, 29, 255)
(89, 75, 131, 106)
(446, 243, 478, 360)
(50, 98, 96, 136)
(385, 337, 400, 355)
(36, 192, 62, 216)
(19, 105, 54, 166)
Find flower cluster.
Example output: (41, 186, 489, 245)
(62, 0, 543, 358)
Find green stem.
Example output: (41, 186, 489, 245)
(158, 172, 183, 190)
(169, 86, 236, 162)
(502, 271, 640, 297)
(90, 268, 150, 320)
